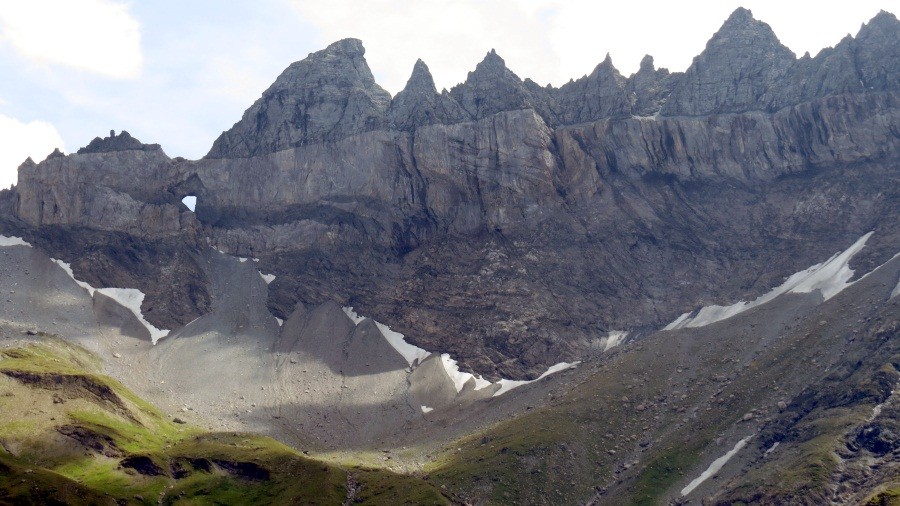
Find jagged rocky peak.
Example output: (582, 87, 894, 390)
(389, 59, 469, 130)
(662, 7, 796, 116)
(77, 130, 162, 154)
(206, 37, 392, 158)
(637, 54, 656, 73)
(627, 54, 678, 117)
(45, 148, 66, 160)
(853, 10, 900, 91)
(450, 49, 536, 119)
(555, 53, 632, 123)
(764, 10, 898, 109)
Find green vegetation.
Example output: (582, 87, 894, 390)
(628, 440, 706, 506)
(865, 485, 900, 506)
(0, 338, 447, 505)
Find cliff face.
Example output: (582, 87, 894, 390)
(3, 8, 898, 379)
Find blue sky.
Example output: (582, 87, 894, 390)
(0, 0, 893, 188)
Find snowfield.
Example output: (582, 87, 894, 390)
(0, 235, 31, 247)
(666, 232, 873, 330)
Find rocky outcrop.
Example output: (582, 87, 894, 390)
(626, 55, 677, 117)
(388, 59, 469, 131)
(661, 7, 796, 116)
(206, 38, 392, 158)
(449, 50, 546, 121)
(77, 130, 161, 154)
(555, 54, 632, 123)
(14, 146, 197, 237)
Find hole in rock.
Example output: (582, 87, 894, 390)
(181, 195, 197, 212)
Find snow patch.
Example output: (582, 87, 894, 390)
(891, 277, 900, 299)
(51, 258, 170, 343)
(0, 235, 31, 247)
(52, 259, 95, 293)
(603, 331, 627, 351)
(763, 441, 780, 456)
(420, 405, 434, 414)
(341, 307, 367, 325)
(681, 436, 752, 496)
(788, 232, 872, 299)
(665, 233, 873, 330)
(238, 257, 248, 263)
(344, 306, 580, 398)
(342, 307, 431, 366)
(275, 317, 284, 327)
(259, 272, 275, 284)
(440, 354, 492, 393)
(492, 362, 580, 397)
(181, 195, 196, 212)
(96, 288, 170, 343)
(375, 322, 431, 366)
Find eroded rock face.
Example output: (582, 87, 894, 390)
(2, 8, 898, 379)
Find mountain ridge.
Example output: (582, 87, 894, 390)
(204, 7, 899, 159)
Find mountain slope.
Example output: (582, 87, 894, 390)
(0, 338, 447, 505)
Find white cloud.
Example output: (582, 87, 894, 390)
(290, 0, 891, 94)
(0, 114, 65, 189)
(0, 0, 141, 79)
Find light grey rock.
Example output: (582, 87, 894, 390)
(388, 59, 469, 131)
(662, 7, 796, 116)
(626, 55, 678, 117)
(555, 53, 632, 123)
(206, 38, 392, 158)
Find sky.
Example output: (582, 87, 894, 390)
(0, 0, 894, 189)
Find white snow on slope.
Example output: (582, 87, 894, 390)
(342, 307, 431, 366)
(681, 436, 752, 496)
(95, 288, 170, 343)
(342, 306, 366, 325)
(441, 353, 492, 392)
(375, 322, 432, 366)
(0, 235, 31, 247)
(343, 306, 578, 397)
(492, 361, 580, 397)
(421, 405, 434, 414)
(891, 277, 900, 299)
(603, 331, 627, 351)
(51, 259, 96, 293)
(665, 233, 873, 330)
(51, 259, 170, 343)
(259, 272, 276, 284)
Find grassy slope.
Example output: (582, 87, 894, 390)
(0, 338, 447, 505)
